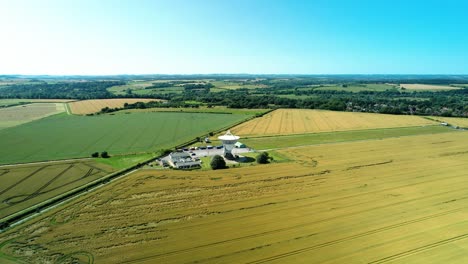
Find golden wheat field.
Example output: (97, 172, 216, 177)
(231, 109, 436, 136)
(2, 131, 468, 263)
(68, 99, 159, 114)
(400, 84, 460, 90)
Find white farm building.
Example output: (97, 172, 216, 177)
(168, 152, 201, 169)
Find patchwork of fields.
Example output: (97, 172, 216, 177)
(0, 161, 114, 220)
(231, 109, 436, 136)
(0, 111, 250, 164)
(0, 103, 65, 130)
(68, 98, 159, 114)
(2, 131, 468, 263)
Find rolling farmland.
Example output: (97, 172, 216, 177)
(2, 131, 468, 263)
(0, 111, 250, 164)
(0, 161, 114, 220)
(68, 99, 160, 115)
(0, 103, 66, 130)
(231, 109, 437, 136)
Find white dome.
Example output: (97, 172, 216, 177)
(218, 130, 240, 141)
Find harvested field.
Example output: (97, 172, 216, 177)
(2, 131, 468, 263)
(68, 99, 160, 114)
(0, 103, 65, 130)
(0, 160, 114, 220)
(231, 109, 436, 136)
(400, 84, 460, 90)
(0, 99, 73, 107)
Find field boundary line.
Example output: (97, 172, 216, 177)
(240, 124, 445, 140)
(0, 158, 92, 168)
(259, 127, 458, 152)
(64, 102, 72, 115)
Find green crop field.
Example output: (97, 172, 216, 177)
(107, 80, 157, 95)
(0, 160, 114, 220)
(108, 80, 185, 95)
(0, 111, 251, 165)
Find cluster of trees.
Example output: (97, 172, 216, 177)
(99, 100, 200, 114)
(0, 81, 124, 99)
(210, 155, 226, 170)
(256, 152, 271, 164)
(91, 151, 109, 158)
(209, 152, 272, 170)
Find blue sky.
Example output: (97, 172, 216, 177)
(0, 0, 467, 75)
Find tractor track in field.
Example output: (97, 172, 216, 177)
(368, 233, 468, 263)
(0, 167, 105, 209)
(0, 165, 49, 196)
(3, 165, 75, 205)
(246, 208, 467, 264)
(121, 183, 468, 263)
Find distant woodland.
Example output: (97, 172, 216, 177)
(1, 75, 468, 117)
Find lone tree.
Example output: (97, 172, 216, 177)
(256, 152, 271, 164)
(91, 152, 99, 158)
(101, 151, 110, 158)
(210, 155, 226, 170)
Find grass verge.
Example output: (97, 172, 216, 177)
(241, 125, 454, 150)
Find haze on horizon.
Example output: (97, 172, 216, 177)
(1, 0, 467, 75)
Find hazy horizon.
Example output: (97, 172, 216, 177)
(1, 0, 468, 75)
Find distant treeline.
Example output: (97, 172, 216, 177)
(1, 77, 468, 117)
(159, 88, 468, 117)
(0, 81, 124, 99)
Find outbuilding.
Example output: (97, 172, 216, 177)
(235, 142, 246, 148)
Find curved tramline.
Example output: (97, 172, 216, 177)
(0, 161, 113, 220)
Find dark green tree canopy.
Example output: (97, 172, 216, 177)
(210, 155, 226, 170)
(256, 152, 271, 164)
